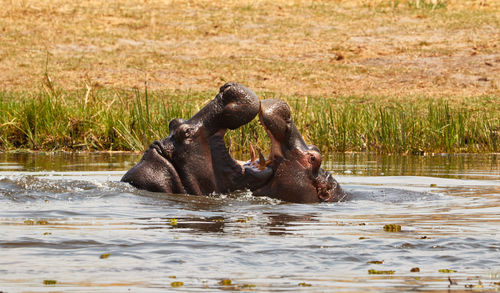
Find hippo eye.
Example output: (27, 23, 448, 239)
(174, 125, 195, 143)
(309, 154, 316, 163)
(183, 127, 195, 138)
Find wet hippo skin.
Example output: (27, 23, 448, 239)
(252, 99, 346, 203)
(121, 82, 273, 195)
(122, 83, 344, 203)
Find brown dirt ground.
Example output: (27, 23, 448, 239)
(0, 0, 498, 98)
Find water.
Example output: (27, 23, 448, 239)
(0, 152, 499, 292)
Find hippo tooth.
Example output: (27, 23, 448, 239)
(258, 151, 267, 170)
(249, 142, 257, 162)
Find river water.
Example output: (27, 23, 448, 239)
(0, 152, 498, 292)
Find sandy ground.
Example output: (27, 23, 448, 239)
(0, 0, 498, 98)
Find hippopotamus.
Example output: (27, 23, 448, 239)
(122, 82, 345, 203)
(251, 99, 345, 203)
(121, 82, 273, 195)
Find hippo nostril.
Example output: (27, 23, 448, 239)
(313, 177, 329, 202)
(318, 190, 332, 202)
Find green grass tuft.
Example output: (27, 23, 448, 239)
(0, 88, 497, 154)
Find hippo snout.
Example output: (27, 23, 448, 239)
(217, 82, 260, 130)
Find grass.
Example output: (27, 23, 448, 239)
(1, 82, 497, 154)
(0, 0, 498, 153)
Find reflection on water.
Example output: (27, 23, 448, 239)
(325, 153, 498, 179)
(0, 151, 137, 172)
(1, 151, 497, 178)
(0, 152, 499, 292)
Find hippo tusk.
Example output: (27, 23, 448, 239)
(250, 142, 257, 162)
(258, 150, 267, 170)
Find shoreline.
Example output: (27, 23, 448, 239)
(1, 87, 498, 154)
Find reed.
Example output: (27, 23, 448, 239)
(0, 87, 497, 154)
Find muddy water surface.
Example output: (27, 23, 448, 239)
(0, 152, 499, 292)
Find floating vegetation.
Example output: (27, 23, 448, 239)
(410, 267, 420, 272)
(169, 219, 178, 226)
(43, 232, 52, 236)
(383, 224, 402, 232)
(368, 269, 395, 275)
(236, 217, 252, 223)
(241, 284, 256, 288)
(298, 282, 312, 287)
(43, 280, 57, 285)
(24, 219, 49, 225)
(367, 260, 384, 264)
(169, 276, 176, 279)
(0, 88, 497, 154)
(439, 269, 456, 273)
(99, 253, 110, 259)
(170, 281, 184, 288)
(219, 279, 232, 286)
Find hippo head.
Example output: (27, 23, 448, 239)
(122, 82, 272, 195)
(253, 99, 345, 203)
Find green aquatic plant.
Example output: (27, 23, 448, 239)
(219, 279, 232, 286)
(384, 224, 402, 232)
(367, 260, 384, 264)
(0, 89, 497, 153)
(241, 284, 256, 288)
(368, 269, 395, 275)
(171, 281, 184, 287)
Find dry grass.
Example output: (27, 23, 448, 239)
(0, 0, 498, 98)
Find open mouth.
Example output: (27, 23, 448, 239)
(213, 99, 293, 177)
(208, 127, 274, 192)
(248, 99, 346, 203)
(122, 83, 343, 202)
(224, 104, 281, 175)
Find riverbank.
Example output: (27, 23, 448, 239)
(1, 85, 497, 154)
(1, 0, 498, 97)
(1, 0, 498, 153)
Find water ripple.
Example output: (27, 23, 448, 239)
(0, 153, 499, 291)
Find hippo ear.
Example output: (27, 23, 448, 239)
(169, 118, 186, 134)
(173, 124, 196, 144)
(169, 118, 196, 144)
